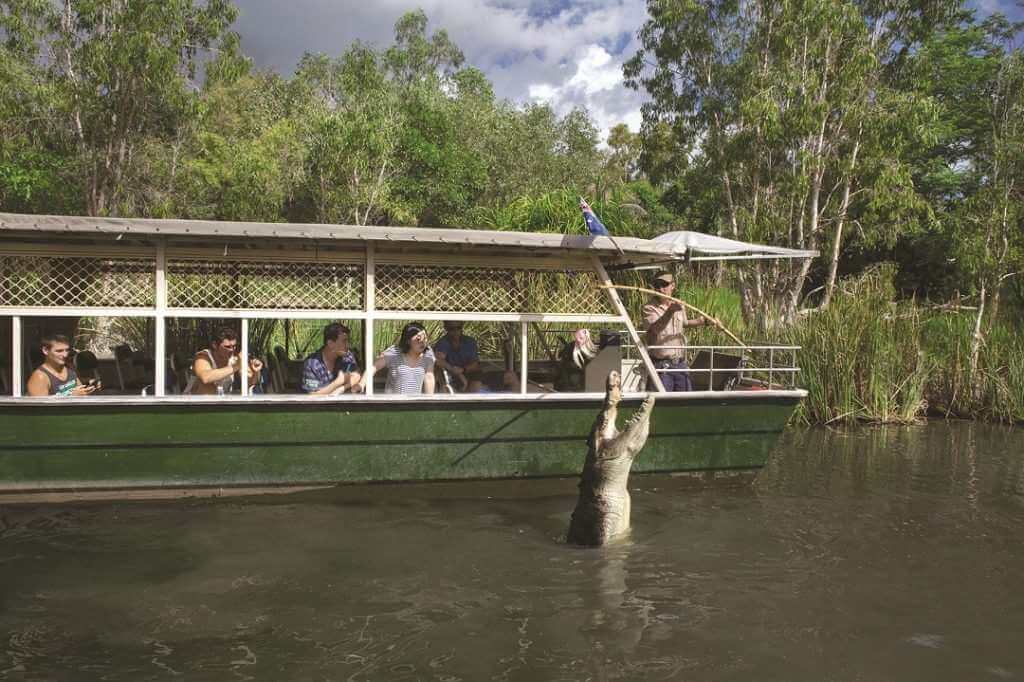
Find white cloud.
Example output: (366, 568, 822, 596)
(527, 82, 559, 103)
(233, 0, 650, 144)
(528, 43, 642, 144)
(567, 45, 622, 94)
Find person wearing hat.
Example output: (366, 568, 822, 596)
(641, 270, 713, 391)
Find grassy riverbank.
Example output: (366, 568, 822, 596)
(679, 269, 1024, 426)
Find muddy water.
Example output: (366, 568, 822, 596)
(1, 422, 1022, 681)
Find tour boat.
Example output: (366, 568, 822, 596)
(0, 212, 813, 499)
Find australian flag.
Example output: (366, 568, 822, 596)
(579, 198, 610, 236)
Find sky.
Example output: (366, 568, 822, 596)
(232, 0, 1024, 145)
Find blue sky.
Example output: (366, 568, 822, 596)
(234, 0, 1023, 144)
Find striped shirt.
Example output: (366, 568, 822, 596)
(382, 346, 435, 394)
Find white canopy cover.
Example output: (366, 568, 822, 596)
(0, 212, 816, 261)
(653, 231, 817, 259)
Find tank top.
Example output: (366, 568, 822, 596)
(40, 366, 79, 396)
(183, 350, 235, 395)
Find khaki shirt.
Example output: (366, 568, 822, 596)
(642, 300, 688, 360)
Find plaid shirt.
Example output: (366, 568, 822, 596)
(301, 349, 359, 393)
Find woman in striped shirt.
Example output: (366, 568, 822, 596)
(358, 323, 436, 395)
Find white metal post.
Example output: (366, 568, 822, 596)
(241, 318, 250, 397)
(590, 256, 666, 393)
(709, 348, 716, 391)
(154, 241, 167, 397)
(364, 244, 376, 395)
(11, 316, 22, 397)
(520, 321, 528, 394)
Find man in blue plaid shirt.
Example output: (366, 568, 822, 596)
(301, 323, 362, 395)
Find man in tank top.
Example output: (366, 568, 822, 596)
(26, 333, 97, 397)
(184, 326, 263, 395)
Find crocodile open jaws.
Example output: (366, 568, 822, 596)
(567, 370, 656, 547)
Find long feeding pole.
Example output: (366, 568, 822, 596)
(597, 284, 749, 350)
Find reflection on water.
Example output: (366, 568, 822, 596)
(1, 422, 1022, 681)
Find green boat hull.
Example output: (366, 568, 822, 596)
(0, 394, 800, 493)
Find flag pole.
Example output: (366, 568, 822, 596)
(580, 197, 626, 257)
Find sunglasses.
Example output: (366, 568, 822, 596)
(652, 279, 674, 288)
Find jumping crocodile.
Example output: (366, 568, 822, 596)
(567, 370, 656, 546)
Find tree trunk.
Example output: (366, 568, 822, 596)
(822, 137, 861, 309)
(969, 282, 986, 378)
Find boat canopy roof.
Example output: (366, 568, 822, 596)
(0, 213, 816, 262)
(652, 231, 818, 260)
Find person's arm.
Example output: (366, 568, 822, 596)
(70, 382, 97, 396)
(301, 357, 332, 395)
(422, 354, 436, 394)
(26, 370, 51, 397)
(194, 354, 237, 386)
(247, 358, 263, 387)
(329, 359, 363, 395)
(26, 370, 96, 397)
(330, 370, 362, 395)
(355, 355, 388, 393)
(308, 371, 347, 396)
(434, 350, 467, 390)
(644, 303, 685, 337)
(463, 339, 481, 373)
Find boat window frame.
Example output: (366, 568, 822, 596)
(1, 235, 664, 399)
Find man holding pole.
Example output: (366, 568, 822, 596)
(642, 270, 713, 391)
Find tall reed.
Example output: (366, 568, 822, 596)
(783, 266, 932, 424)
(923, 314, 1024, 423)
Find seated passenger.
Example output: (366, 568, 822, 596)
(357, 323, 435, 395)
(301, 322, 362, 395)
(184, 326, 262, 395)
(26, 333, 97, 396)
(433, 321, 483, 392)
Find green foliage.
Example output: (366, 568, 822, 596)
(471, 187, 657, 237)
(785, 267, 933, 424)
(626, 0, 963, 322)
(923, 314, 1024, 422)
(2, 1, 1020, 423)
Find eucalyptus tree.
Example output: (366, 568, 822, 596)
(625, 0, 958, 327)
(0, 0, 71, 212)
(1, 0, 238, 216)
(297, 46, 408, 226)
(182, 69, 306, 222)
(898, 15, 1023, 366)
(958, 48, 1023, 368)
(606, 123, 642, 185)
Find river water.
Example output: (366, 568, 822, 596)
(1, 422, 1022, 681)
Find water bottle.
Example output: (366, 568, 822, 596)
(216, 385, 225, 398)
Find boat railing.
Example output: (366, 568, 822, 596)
(625, 343, 802, 390)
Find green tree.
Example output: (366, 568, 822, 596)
(625, 0, 957, 327)
(8, 0, 240, 216)
(297, 46, 408, 225)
